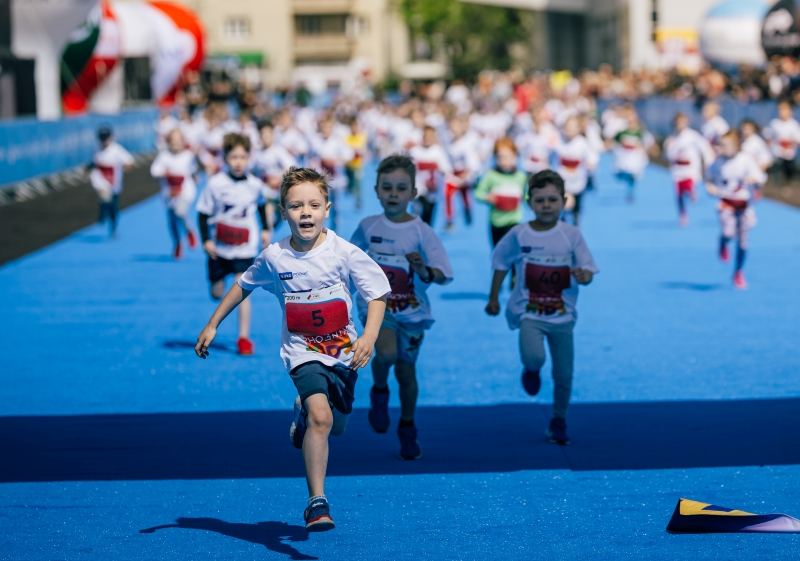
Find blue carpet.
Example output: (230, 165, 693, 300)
(1, 157, 799, 559)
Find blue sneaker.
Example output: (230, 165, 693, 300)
(545, 417, 570, 445)
(304, 496, 335, 532)
(368, 387, 390, 434)
(522, 369, 541, 396)
(289, 397, 307, 450)
(398, 425, 422, 460)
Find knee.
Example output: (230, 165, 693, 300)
(307, 404, 333, 433)
(374, 341, 398, 366)
(210, 282, 224, 300)
(395, 364, 417, 387)
(521, 351, 545, 372)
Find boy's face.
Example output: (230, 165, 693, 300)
(703, 104, 717, 120)
(529, 184, 564, 225)
(376, 169, 416, 217)
(226, 145, 249, 176)
(422, 129, 436, 147)
(167, 131, 184, 152)
(449, 120, 463, 138)
(675, 116, 688, 132)
(496, 147, 516, 172)
(260, 127, 274, 147)
(779, 104, 792, 120)
(280, 182, 330, 243)
(564, 119, 579, 139)
(741, 123, 755, 138)
(720, 137, 738, 158)
(320, 121, 333, 138)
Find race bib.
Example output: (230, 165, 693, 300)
(779, 139, 795, 150)
(215, 222, 250, 246)
(524, 255, 572, 316)
(284, 283, 349, 337)
(560, 158, 580, 172)
(165, 174, 184, 197)
(370, 253, 419, 314)
(417, 162, 438, 191)
(491, 183, 522, 212)
(97, 164, 115, 184)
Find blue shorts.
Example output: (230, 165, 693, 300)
(290, 361, 358, 415)
(381, 314, 426, 363)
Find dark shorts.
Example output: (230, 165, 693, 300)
(207, 256, 254, 283)
(290, 360, 359, 415)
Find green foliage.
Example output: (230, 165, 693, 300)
(399, 0, 534, 82)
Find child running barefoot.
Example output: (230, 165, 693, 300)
(150, 129, 200, 258)
(196, 133, 273, 356)
(485, 170, 598, 445)
(351, 155, 454, 460)
(663, 113, 716, 226)
(705, 130, 767, 290)
(195, 167, 389, 531)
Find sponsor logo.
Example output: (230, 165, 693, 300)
(306, 293, 321, 300)
(279, 271, 309, 280)
(294, 271, 309, 277)
(370, 236, 383, 243)
(279, 272, 293, 280)
(285, 294, 302, 301)
(521, 246, 532, 253)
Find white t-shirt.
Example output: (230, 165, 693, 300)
(238, 230, 391, 371)
(766, 117, 800, 160)
(491, 221, 599, 328)
(150, 149, 198, 207)
(741, 134, 774, 170)
(518, 130, 553, 174)
(446, 135, 481, 185)
(408, 144, 453, 201)
(707, 152, 767, 203)
(309, 135, 355, 191)
(92, 142, 134, 194)
(350, 214, 454, 329)
(554, 135, 598, 195)
(276, 126, 309, 158)
(701, 115, 730, 147)
(195, 172, 272, 259)
(664, 128, 715, 183)
(249, 145, 297, 184)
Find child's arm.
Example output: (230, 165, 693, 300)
(195, 284, 253, 358)
(349, 296, 387, 369)
(485, 269, 508, 316)
(406, 252, 447, 285)
(571, 269, 594, 285)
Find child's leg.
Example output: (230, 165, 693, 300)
(544, 322, 575, 420)
(719, 208, 735, 260)
(460, 185, 472, 224)
(395, 360, 418, 422)
(330, 408, 349, 437)
(234, 272, 251, 339)
(735, 211, 749, 271)
(167, 208, 181, 247)
(302, 393, 334, 497)
(519, 319, 547, 374)
(372, 328, 398, 389)
(109, 194, 119, 234)
(444, 182, 456, 225)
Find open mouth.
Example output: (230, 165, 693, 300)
(299, 221, 315, 232)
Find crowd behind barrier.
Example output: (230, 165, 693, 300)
(0, 107, 159, 187)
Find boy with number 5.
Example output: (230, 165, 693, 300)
(485, 170, 598, 446)
(195, 167, 389, 532)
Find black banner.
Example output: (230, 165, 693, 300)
(762, 0, 800, 58)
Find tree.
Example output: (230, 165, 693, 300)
(399, 0, 535, 82)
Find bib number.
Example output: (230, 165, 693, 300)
(525, 257, 571, 316)
(284, 284, 349, 337)
(370, 253, 419, 315)
(97, 165, 115, 184)
(215, 222, 250, 246)
(494, 194, 521, 212)
(165, 174, 184, 197)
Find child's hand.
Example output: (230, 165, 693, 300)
(405, 252, 428, 277)
(261, 229, 271, 247)
(204, 240, 217, 259)
(195, 325, 217, 358)
(349, 336, 375, 369)
(705, 182, 718, 196)
(571, 268, 593, 285)
(485, 298, 501, 316)
(753, 189, 764, 201)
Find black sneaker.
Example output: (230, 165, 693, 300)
(289, 397, 307, 450)
(522, 369, 541, 396)
(398, 425, 423, 460)
(304, 496, 335, 532)
(545, 417, 570, 445)
(368, 387, 391, 434)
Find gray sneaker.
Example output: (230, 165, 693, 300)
(545, 417, 570, 445)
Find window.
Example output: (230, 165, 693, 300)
(224, 17, 250, 43)
(295, 14, 348, 36)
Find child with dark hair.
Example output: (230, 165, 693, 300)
(196, 132, 273, 355)
(486, 169, 598, 445)
(408, 125, 452, 225)
(90, 125, 134, 237)
(351, 154, 454, 460)
(766, 100, 800, 182)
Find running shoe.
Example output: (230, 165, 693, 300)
(187, 230, 198, 249)
(719, 244, 730, 263)
(237, 337, 254, 355)
(545, 418, 570, 445)
(304, 496, 335, 532)
(679, 213, 688, 227)
(444, 222, 455, 232)
(173, 243, 182, 260)
(368, 387, 390, 434)
(733, 270, 748, 290)
(290, 397, 307, 450)
(398, 425, 422, 460)
(522, 369, 541, 396)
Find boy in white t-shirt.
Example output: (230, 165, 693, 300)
(766, 100, 800, 182)
(150, 129, 200, 259)
(486, 170, 598, 445)
(250, 120, 297, 230)
(408, 125, 453, 226)
(90, 125, 134, 237)
(351, 155, 454, 460)
(195, 167, 389, 531)
(196, 133, 273, 356)
(554, 116, 599, 226)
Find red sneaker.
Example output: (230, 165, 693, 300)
(719, 245, 730, 263)
(733, 270, 748, 290)
(187, 230, 198, 249)
(173, 242, 182, 260)
(237, 337, 254, 355)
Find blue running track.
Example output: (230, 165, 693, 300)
(2, 158, 800, 560)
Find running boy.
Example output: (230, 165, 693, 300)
(90, 125, 134, 237)
(444, 116, 481, 230)
(409, 125, 452, 226)
(351, 155, 454, 460)
(705, 130, 767, 289)
(150, 128, 200, 258)
(554, 116, 598, 226)
(196, 133, 273, 355)
(195, 167, 389, 531)
(250, 120, 297, 229)
(766, 100, 800, 182)
(485, 170, 598, 445)
(610, 107, 655, 203)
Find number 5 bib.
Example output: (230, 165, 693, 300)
(525, 254, 571, 316)
(284, 283, 350, 337)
